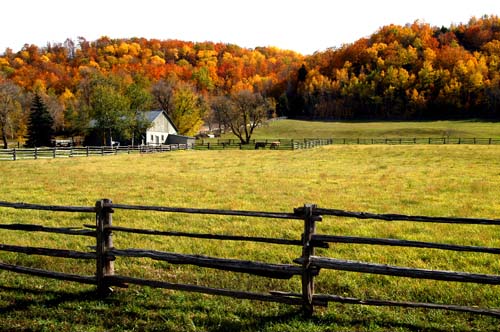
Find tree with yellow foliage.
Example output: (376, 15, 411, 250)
(170, 83, 206, 136)
(0, 79, 22, 148)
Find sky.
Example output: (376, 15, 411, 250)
(2, 0, 500, 55)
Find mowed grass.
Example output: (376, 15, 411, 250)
(0, 144, 500, 331)
(248, 119, 500, 139)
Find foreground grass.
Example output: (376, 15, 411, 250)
(0, 146, 500, 331)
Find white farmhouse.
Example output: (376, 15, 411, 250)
(86, 109, 194, 147)
(144, 110, 178, 145)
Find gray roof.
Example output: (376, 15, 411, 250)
(146, 110, 164, 122)
(146, 110, 179, 133)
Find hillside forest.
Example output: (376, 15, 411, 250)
(0, 15, 500, 146)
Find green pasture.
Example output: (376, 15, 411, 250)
(0, 142, 499, 331)
(240, 119, 500, 140)
(2, 118, 500, 331)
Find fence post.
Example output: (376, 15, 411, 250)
(300, 204, 320, 316)
(95, 198, 115, 297)
(12, 148, 16, 161)
(34, 147, 38, 160)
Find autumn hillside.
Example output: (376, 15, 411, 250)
(0, 15, 499, 144)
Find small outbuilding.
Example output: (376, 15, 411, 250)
(166, 134, 196, 146)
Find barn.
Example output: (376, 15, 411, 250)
(85, 110, 193, 147)
(143, 110, 178, 145)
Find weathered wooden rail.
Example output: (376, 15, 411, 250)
(0, 143, 193, 161)
(0, 200, 499, 318)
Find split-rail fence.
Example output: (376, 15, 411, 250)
(0, 143, 193, 161)
(0, 199, 499, 318)
(195, 137, 500, 150)
(2, 138, 499, 159)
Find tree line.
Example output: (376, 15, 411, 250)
(299, 15, 500, 120)
(0, 15, 499, 147)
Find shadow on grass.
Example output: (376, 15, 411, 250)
(0, 284, 102, 318)
(0, 284, 493, 332)
(309, 312, 457, 332)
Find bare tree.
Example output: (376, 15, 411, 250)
(64, 38, 76, 59)
(151, 75, 177, 114)
(44, 94, 65, 132)
(209, 95, 232, 134)
(222, 90, 269, 144)
(0, 80, 21, 148)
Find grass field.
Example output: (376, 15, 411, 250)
(245, 119, 500, 140)
(1, 121, 500, 331)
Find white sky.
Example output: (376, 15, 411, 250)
(1, 0, 500, 55)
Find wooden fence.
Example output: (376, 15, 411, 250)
(194, 137, 500, 150)
(0, 144, 193, 161)
(0, 200, 499, 317)
(3, 139, 499, 158)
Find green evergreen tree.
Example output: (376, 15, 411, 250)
(26, 94, 54, 147)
